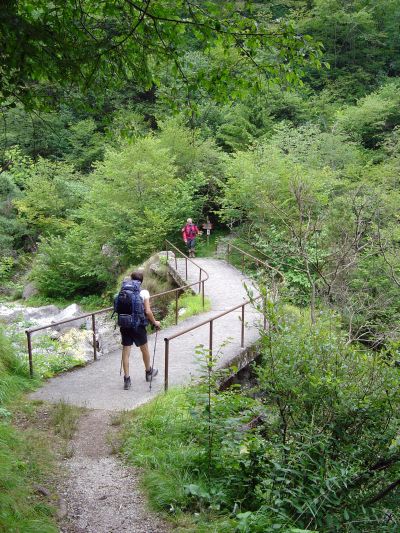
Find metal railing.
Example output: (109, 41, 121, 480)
(164, 239, 210, 307)
(163, 244, 285, 391)
(25, 242, 209, 378)
(227, 242, 285, 283)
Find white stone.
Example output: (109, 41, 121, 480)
(59, 329, 97, 363)
(52, 304, 86, 332)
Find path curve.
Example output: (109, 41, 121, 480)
(30, 257, 262, 410)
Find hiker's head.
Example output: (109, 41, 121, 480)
(130, 271, 144, 282)
(187, 218, 192, 224)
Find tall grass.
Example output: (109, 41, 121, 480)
(122, 390, 200, 517)
(51, 401, 84, 440)
(121, 387, 244, 532)
(0, 328, 58, 532)
(161, 293, 211, 328)
(0, 326, 33, 405)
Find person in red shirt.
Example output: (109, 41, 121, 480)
(181, 218, 199, 257)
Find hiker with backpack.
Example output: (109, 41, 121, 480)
(114, 271, 160, 390)
(181, 218, 200, 258)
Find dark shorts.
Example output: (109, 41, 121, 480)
(120, 326, 147, 347)
(187, 238, 195, 250)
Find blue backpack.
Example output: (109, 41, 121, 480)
(113, 280, 148, 329)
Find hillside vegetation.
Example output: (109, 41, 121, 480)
(1, 1, 400, 531)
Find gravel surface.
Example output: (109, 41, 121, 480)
(58, 410, 170, 533)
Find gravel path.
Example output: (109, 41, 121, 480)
(30, 258, 262, 410)
(58, 410, 170, 533)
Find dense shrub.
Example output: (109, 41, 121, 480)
(124, 308, 400, 532)
(31, 228, 113, 298)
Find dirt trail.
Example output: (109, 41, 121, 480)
(58, 410, 170, 533)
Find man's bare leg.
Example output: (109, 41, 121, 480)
(139, 343, 151, 371)
(122, 345, 131, 376)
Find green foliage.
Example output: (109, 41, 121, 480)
(0, 330, 58, 532)
(32, 338, 86, 379)
(0, 256, 15, 282)
(14, 157, 86, 238)
(0, 421, 57, 533)
(123, 309, 400, 531)
(336, 80, 400, 148)
(161, 293, 211, 328)
(84, 136, 191, 263)
(0, 328, 30, 405)
(63, 119, 105, 171)
(50, 401, 84, 440)
(31, 129, 219, 298)
(301, 0, 400, 98)
(0, 1, 322, 110)
(31, 228, 113, 298)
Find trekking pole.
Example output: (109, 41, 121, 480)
(149, 329, 158, 392)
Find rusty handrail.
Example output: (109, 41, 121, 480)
(163, 296, 265, 391)
(227, 243, 285, 282)
(163, 243, 284, 391)
(26, 243, 210, 377)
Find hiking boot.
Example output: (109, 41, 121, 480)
(145, 367, 158, 382)
(123, 376, 131, 390)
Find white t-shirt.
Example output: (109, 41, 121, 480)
(140, 289, 150, 302)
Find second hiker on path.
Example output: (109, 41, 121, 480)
(114, 271, 160, 390)
(181, 218, 200, 258)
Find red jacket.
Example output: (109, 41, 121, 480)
(182, 223, 199, 240)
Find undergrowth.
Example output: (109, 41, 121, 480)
(161, 292, 212, 328)
(122, 307, 400, 532)
(0, 327, 59, 532)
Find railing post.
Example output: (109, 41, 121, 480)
(198, 269, 202, 295)
(175, 291, 179, 325)
(164, 339, 169, 391)
(209, 320, 213, 356)
(227, 243, 230, 263)
(202, 280, 205, 309)
(241, 305, 245, 348)
(26, 331, 33, 378)
(175, 252, 177, 270)
(185, 257, 188, 280)
(92, 314, 97, 361)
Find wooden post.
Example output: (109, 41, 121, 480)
(92, 314, 97, 361)
(26, 331, 33, 378)
(241, 305, 245, 348)
(175, 291, 179, 325)
(164, 339, 169, 391)
(209, 320, 213, 357)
